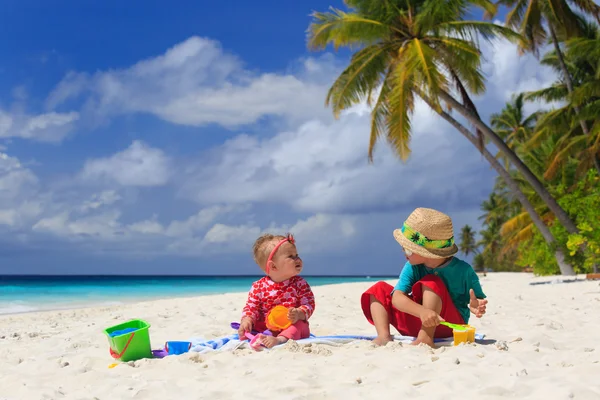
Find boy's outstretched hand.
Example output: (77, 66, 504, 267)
(469, 289, 488, 318)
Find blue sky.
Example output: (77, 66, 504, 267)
(0, 1, 557, 275)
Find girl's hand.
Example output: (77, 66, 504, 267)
(287, 308, 305, 323)
(238, 318, 253, 339)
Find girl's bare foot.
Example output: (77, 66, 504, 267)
(261, 335, 288, 348)
(373, 335, 394, 346)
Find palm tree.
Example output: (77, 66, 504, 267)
(419, 89, 575, 274)
(566, 32, 600, 170)
(522, 21, 600, 175)
(473, 253, 487, 275)
(496, 0, 600, 151)
(307, 0, 577, 274)
(490, 93, 542, 169)
(459, 225, 479, 256)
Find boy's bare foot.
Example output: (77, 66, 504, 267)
(373, 335, 394, 346)
(411, 331, 436, 348)
(261, 335, 288, 348)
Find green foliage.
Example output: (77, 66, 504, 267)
(509, 171, 599, 275)
(560, 170, 600, 271)
(476, 11, 600, 275)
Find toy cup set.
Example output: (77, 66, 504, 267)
(440, 321, 476, 345)
(104, 319, 192, 364)
(230, 305, 293, 351)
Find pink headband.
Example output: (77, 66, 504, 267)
(265, 234, 295, 275)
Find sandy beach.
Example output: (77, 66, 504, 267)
(1, 272, 599, 399)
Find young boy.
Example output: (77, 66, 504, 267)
(238, 233, 315, 348)
(361, 207, 488, 347)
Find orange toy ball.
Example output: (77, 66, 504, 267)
(266, 305, 292, 331)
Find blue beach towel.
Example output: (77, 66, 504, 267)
(186, 332, 485, 353)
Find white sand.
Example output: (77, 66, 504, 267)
(1, 273, 599, 399)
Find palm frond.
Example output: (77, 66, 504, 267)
(439, 21, 523, 43)
(567, 37, 600, 61)
(385, 59, 414, 161)
(504, 223, 534, 253)
(518, 0, 546, 55)
(573, 99, 600, 123)
(569, 0, 600, 23)
(307, 9, 389, 51)
(405, 39, 448, 110)
(523, 85, 568, 103)
(500, 0, 528, 28)
(325, 44, 391, 117)
(544, 135, 588, 180)
(368, 69, 394, 162)
(500, 210, 531, 236)
(437, 38, 486, 95)
(569, 80, 600, 106)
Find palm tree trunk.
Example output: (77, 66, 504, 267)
(419, 96, 576, 275)
(437, 90, 580, 235)
(548, 24, 600, 176)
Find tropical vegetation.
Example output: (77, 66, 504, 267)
(307, 0, 600, 276)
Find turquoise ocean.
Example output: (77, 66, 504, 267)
(0, 276, 393, 315)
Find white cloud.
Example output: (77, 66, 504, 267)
(0, 152, 44, 228)
(168, 212, 361, 257)
(0, 109, 78, 142)
(1, 33, 564, 269)
(178, 99, 490, 215)
(269, 213, 359, 254)
(0, 152, 38, 198)
(79, 190, 121, 212)
(128, 217, 164, 235)
(481, 38, 557, 107)
(0, 111, 13, 136)
(46, 37, 336, 129)
(165, 204, 244, 237)
(80, 140, 171, 187)
(33, 210, 123, 239)
(203, 223, 261, 244)
(0, 201, 43, 227)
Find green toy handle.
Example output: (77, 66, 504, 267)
(440, 321, 468, 331)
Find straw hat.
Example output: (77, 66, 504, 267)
(393, 208, 458, 259)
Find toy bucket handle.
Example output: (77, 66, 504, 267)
(109, 332, 135, 359)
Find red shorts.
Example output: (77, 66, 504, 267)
(360, 275, 464, 338)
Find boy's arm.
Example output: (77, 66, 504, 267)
(390, 263, 424, 318)
(391, 290, 428, 318)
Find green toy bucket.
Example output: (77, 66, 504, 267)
(103, 319, 152, 362)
